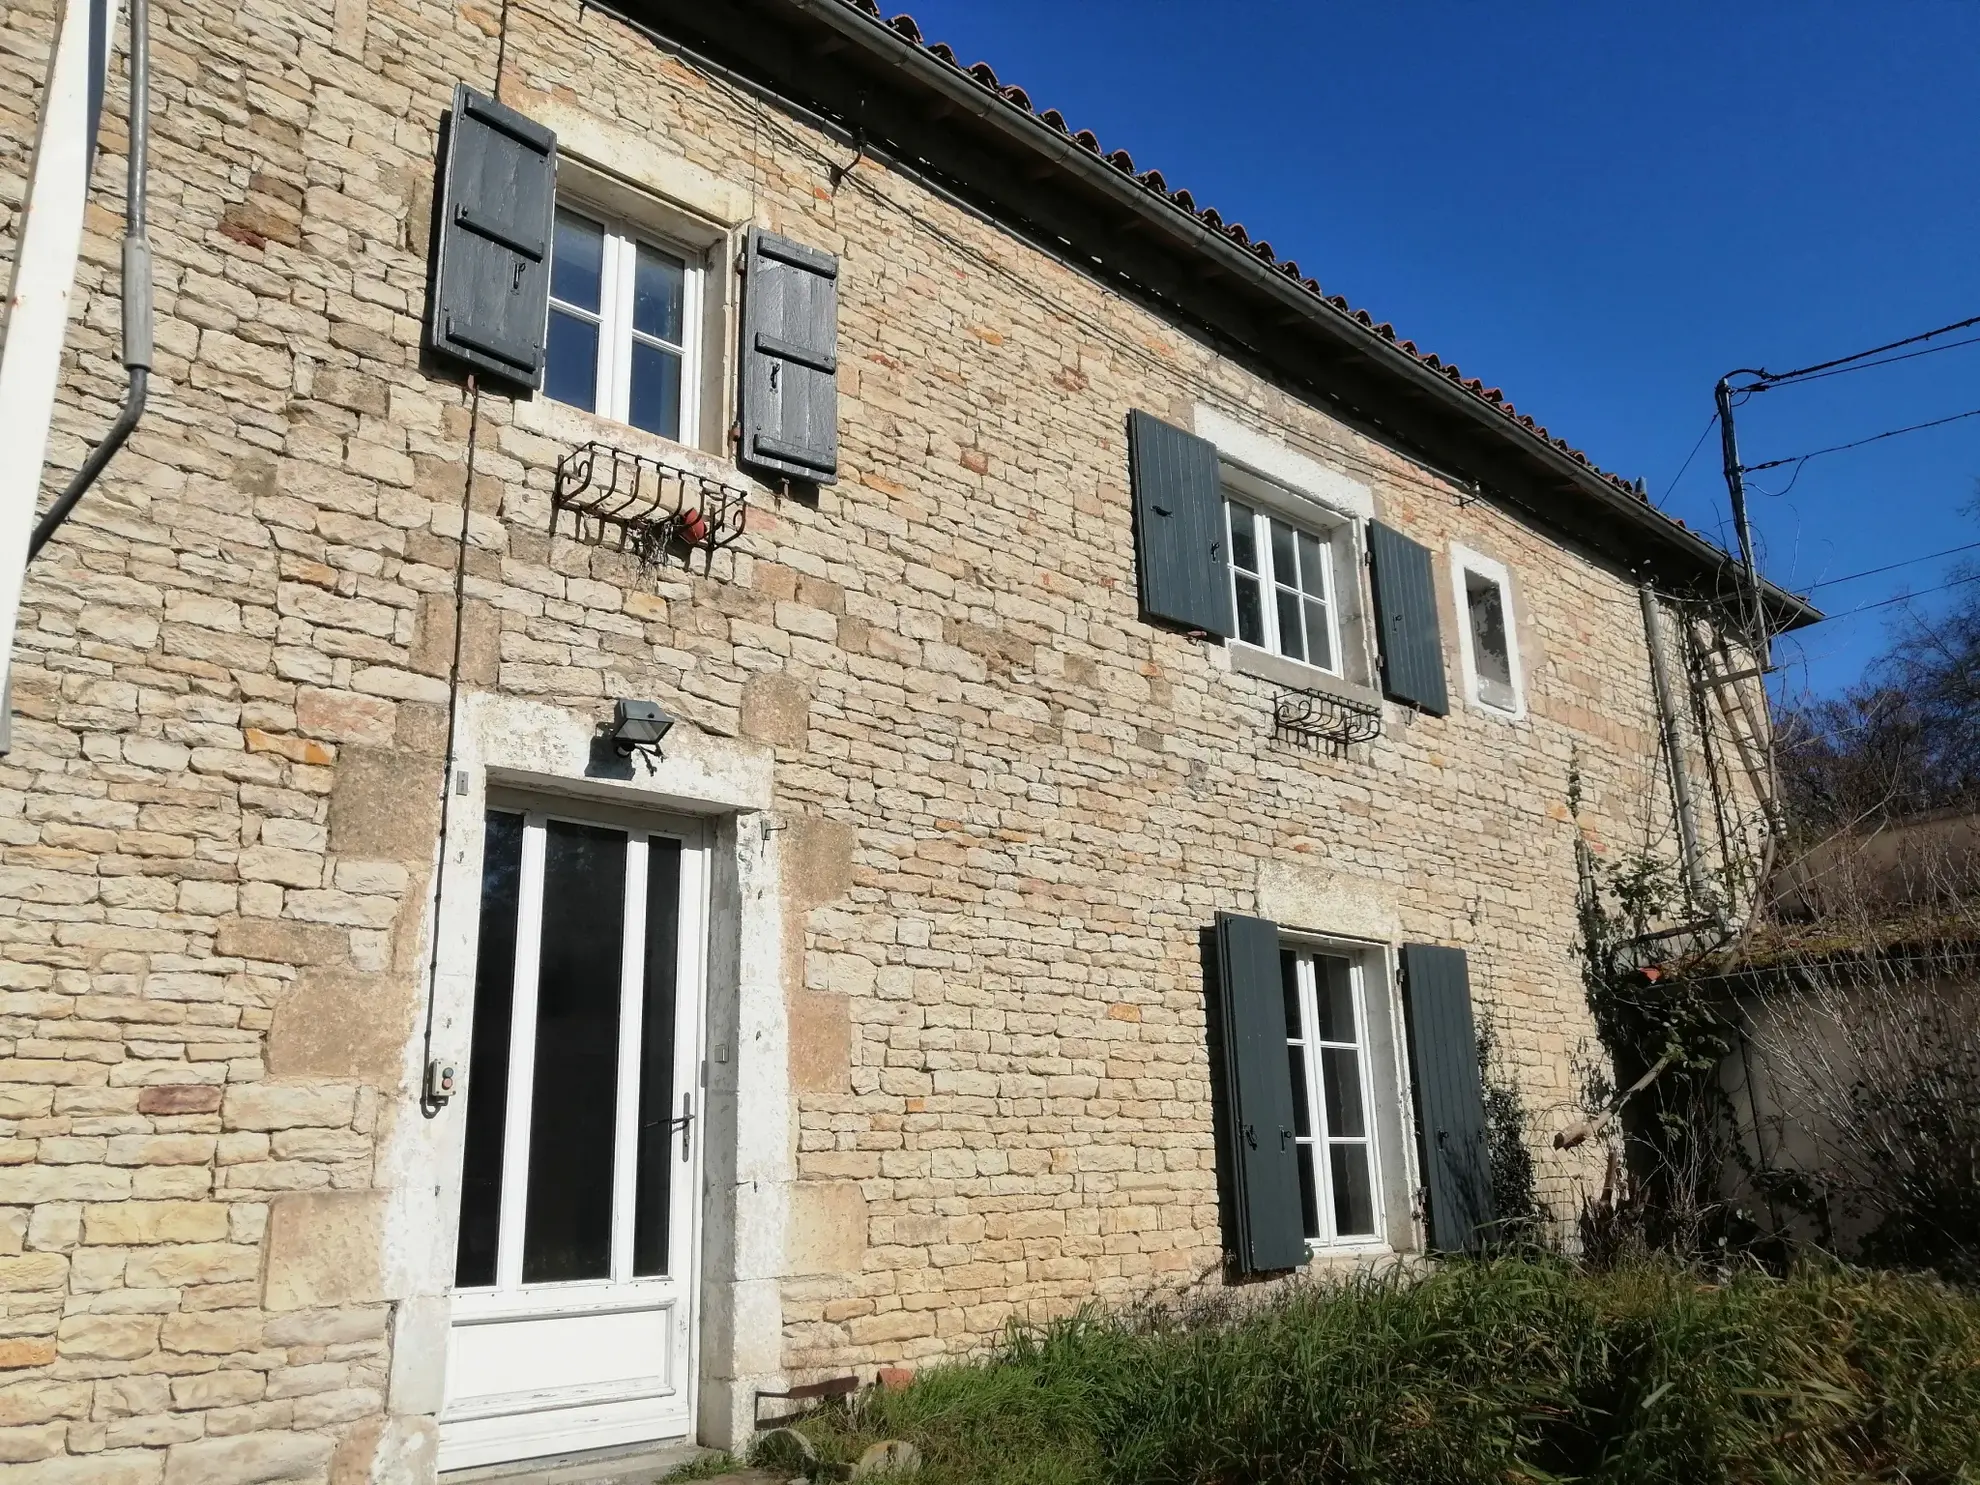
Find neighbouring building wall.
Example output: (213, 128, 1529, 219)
(2, 0, 1726, 1475)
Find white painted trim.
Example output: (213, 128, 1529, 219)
(610, 831, 650, 1284)
(378, 694, 790, 1461)
(1192, 404, 1374, 521)
(1448, 542, 1527, 720)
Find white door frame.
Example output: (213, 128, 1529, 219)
(437, 791, 711, 1471)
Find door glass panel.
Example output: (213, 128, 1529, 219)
(1295, 1144, 1319, 1240)
(1228, 501, 1259, 573)
(1234, 573, 1265, 647)
(1269, 518, 1297, 583)
(522, 820, 627, 1284)
(1315, 955, 1356, 1042)
(1304, 598, 1335, 672)
(545, 309, 599, 413)
(1296, 530, 1325, 596)
(1287, 1048, 1312, 1138)
(455, 810, 524, 1289)
(633, 838, 683, 1277)
(633, 245, 686, 344)
(628, 340, 683, 440)
(1275, 585, 1305, 662)
(550, 211, 604, 312)
(1331, 1143, 1377, 1237)
(1320, 1047, 1366, 1137)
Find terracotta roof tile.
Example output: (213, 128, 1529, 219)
(852, 4, 1649, 500)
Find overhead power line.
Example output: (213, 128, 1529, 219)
(1659, 410, 1719, 504)
(1805, 539, 1980, 591)
(1824, 570, 1980, 621)
(1750, 330, 1980, 391)
(1742, 404, 1980, 476)
(1741, 311, 1980, 390)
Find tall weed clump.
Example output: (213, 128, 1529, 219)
(786, 1259, 1980, 1485)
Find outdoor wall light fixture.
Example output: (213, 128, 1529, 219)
(608, 699, 675, 759)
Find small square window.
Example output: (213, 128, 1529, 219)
(1225, 496, 1343, 678)
(1451, 546, 1523, 716)
(545, 205, 702, 444)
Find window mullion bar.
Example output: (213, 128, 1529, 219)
(609, 833, 648, 1284)
(495, 815, 548, 1292)
(1352, 961, 1384, 1237)
(1257, 511, 1279, 655)
(1299, 955, 1333, 1243)
(603, 232, 631, 424)
(679, 258, 701, 445)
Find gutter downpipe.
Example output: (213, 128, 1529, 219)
(0, 0, 151, 756)
(30, 0, 152, 564)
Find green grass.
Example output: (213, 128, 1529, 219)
(658, 1450, 741, 1482)
(782, 1259, 1980, 1484)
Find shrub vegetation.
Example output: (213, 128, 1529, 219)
(782, 1259, 1980, 1484)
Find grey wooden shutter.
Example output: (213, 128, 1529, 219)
(741, 228, 840, 484)
(1368, 521, 1449, 715)
(1128, 411, 1235, 637)
(1214, 913, 1307, 1274)
(430, 84, 557, 385)
(1401, 944, 1496, 1252)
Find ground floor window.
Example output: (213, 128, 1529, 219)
(1280, 945, 1382, 1244)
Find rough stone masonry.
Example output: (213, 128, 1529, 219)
(0, 0, 1775, 1477)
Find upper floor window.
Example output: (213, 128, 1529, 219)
(545, 207, 702, 443)
(1281, 945, 1382, 1246)
(1450, 544, 1523, 716)
(1227, 497, 1343, 677)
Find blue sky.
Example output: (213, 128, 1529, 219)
(893, 1, 1980, 699)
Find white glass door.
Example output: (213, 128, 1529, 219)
(438, 802, 706, 1471)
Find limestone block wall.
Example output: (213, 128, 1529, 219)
(0, 0, 1753, 1474)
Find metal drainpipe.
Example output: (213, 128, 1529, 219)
(1641, 582, 1723, 924)
(28, 0, 152, 563)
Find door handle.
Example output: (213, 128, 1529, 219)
(669, 1092, 694, 1162)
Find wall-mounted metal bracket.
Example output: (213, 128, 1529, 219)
(552, 439, 749, 574)
(1273, 687, 1383, 749)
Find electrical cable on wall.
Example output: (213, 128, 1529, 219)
(418, 372, 482, 1118)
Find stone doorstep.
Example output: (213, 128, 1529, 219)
(439, 1438, 728, 1485)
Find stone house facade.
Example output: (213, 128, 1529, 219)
(0, 0, 1812, 1478)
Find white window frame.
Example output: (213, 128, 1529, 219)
(546, 204, 704, 445)
(1449, 543, 1525, 719)
(1224, 467, 1349, 682)
(1282, 941, 1388, 1254)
